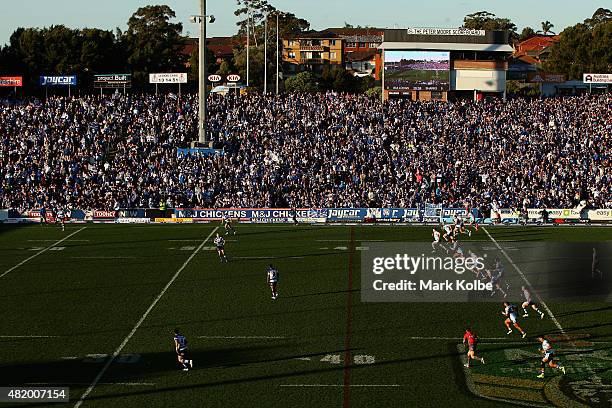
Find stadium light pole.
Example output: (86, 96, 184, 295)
(190, 1, 215, 144)
(264, 12, 268, 94)
(246, 7, 250, 87)
(276, 12, 279, 95)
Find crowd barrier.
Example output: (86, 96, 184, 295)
(1, 207, 610, 224)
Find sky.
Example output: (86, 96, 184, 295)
(0, 0, 609, 46)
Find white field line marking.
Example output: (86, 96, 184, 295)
(280, 384, 401, 388)
(169, 239, 237, 242)
(232, 256, 305, 260)
(0, 335, 60, 338)
(198, 335, 288, 339)
(402, 336, 511, 341)
(70, 256, 139, 259)
(315, 239, 386, 242)
(27, 239, 90, 242)
(28, 382, 155, 386)
(74, 227, 219, 408)
(482, 227, 601, 379)
(1, 227, 87, 279)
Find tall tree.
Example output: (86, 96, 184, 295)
(234, 0, 309, 90)
(543, 9, 612, 79)
(519, 27, 536, 41)
(584, 7, 612, 28)
(540, 21, 555, 35)
(463, 11, 518, 43)
(122, 5, 186, 85)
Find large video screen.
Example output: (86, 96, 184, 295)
(384, 50, 450, 91)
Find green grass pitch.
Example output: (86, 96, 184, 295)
(0, 224, 610, 407)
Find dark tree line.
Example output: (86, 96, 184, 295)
(0, 5, 186, 94)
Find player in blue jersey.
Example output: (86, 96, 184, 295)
(213, 233, 228, 263)
(40, 206, 46, 225)
(267, 264, 279, 300)
(502, 302, 527, 338)
(173, 329, 193, 371)
(536, 337, 565, 378)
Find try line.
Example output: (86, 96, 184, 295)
(1, 227, 87, 279)
(74, 226, 219, 408)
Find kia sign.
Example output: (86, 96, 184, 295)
(40, 76, 77, 86)
(0, 76, 22, 87)
(583, 73, 612, 84)
(226, 74, 241, 83)
(208, 74, 222, 82)
(149, 73, 188, 84)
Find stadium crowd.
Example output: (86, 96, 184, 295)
(0, 92, 610, 212)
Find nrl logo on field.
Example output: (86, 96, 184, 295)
(459, 334, 612, 407)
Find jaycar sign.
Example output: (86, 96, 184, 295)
(40, 76, 77, 86)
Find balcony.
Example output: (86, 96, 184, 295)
(300, 45, 325, 52)
(303, 58, 325, 64)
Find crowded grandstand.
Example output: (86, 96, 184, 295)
(1, 93, 609, 213)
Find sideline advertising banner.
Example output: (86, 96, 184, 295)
(149, 73, 188, 84)
(0, 76, 23, 87)
(40, 76, 77, 86)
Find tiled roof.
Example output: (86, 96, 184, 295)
(515, 35, 559, 54)
(346, 50, 378, 62)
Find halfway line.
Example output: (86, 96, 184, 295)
(74, 227, 219, 408)
(1, 227, 87, 278)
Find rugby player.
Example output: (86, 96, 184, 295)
(536, 337, 565, 378)
(267, 264, 279, 300)
(214, 233, 228, 263)
(502, 302, 527, 338)
(173, 328, 193, 371)
(222, 214, 236, 235)
(431, 228, 441, 252)
(521, 286, 545, 319)
(462, 328, 485, 368)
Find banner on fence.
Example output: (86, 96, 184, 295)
(94, 74, 131, 89)
(149, 73, 187, 84)
(40, 76, 77, 86)
(0, 76, 23, 87)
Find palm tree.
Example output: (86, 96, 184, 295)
(540, 21, 555, 35)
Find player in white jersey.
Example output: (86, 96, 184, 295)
(213, 233, 228, 262)
(521, 286, 545, 319)
(431, 228, 441, 252)
(442, 224, 455, 242)
(57, 208, 66, 231)
(267, 264, 279, 300)
(536, 337, 565, 378)
(502, 302, 526, 338)
(456, 215, 472, 237)
(222, 214, 236, 235)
